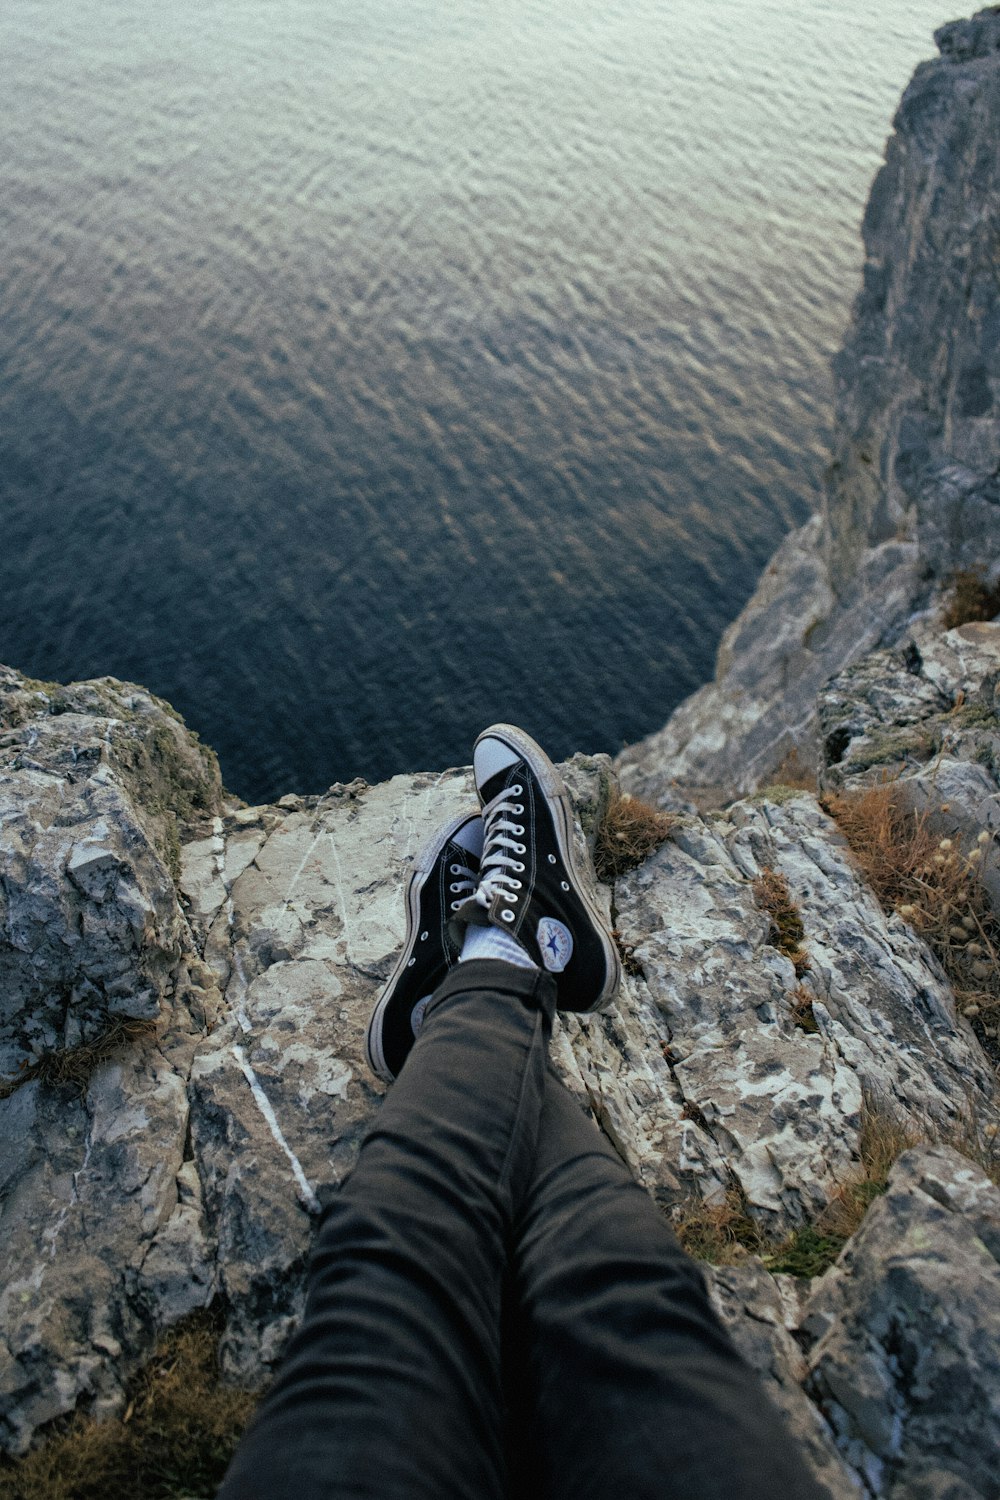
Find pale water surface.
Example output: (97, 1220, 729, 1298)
(0, 0, 953, 799)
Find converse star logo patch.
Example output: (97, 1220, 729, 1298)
(537, 917, 573, 972)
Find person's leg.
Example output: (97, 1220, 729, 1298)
(217, 957, 556, 1500)
(505, 1070, 828, 1500)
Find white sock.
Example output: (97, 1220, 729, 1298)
(459, 922, 538, 971)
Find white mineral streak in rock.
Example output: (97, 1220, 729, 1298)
(231, 1044, 321, 1215)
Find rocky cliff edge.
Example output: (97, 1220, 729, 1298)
(3, 12, 1000, 1500)
(618, 8, 1000, 810)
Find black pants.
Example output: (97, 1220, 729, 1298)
(218, 960, 825, 1500)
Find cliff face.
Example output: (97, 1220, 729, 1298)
(828, 9, 1000, 594)
(618, 8, 1000, 807)
(2, 14, 1000, 1500)
(2, 643, 999, 1497)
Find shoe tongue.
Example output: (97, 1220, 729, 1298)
(474, 737, 521, 799)
(479, 763, 521, 807)
(452, 818, 485, 861)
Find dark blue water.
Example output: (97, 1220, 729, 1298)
(0, 0, 951, 801)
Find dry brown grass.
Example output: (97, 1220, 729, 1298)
(673, 1189, 767, 1265)
(611, 929, 645, 978)
(823, 781, 1000, 1025)
(0, 1311, 259, 1500)
(675, 1096, 924, 1277)
(594, 790, 674, 882)
(673, 1086, 999, 1279)
(0, 1018, 158, 1102)
(940, 568, 1000, 630)
(788, 982, 820, 1034)
(815, 1096, 922, 1241)
(944, 1095, 1000, 1190)
(770, 746, 818, 792)
(752, 867, 811, 978)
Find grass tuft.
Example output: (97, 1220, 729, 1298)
(944, 1095, 1000, 1189)
(0, 1018, 157, 1102)
(813, 1095, 922, 1243)
(0, 1310, 258, 1500)
(765, 1223, 847, 1279)
(675, 1095, 924, 1277)
(763, 1098, 919, 1277)
(593, 791, 674, 882)
(789, 983, 820, 1034)
(673, 1190, 767, 1265)
(940, 568, 1000, 630)
(752, 868, 811, 978)
(822, 782, 1000, 1032)
(611, 928, 645, 978)
(769, 746, 818, 793)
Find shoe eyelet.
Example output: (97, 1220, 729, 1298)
(512, 804, 524, 816)
(501, 909, 515, 923)
(561, 881, 570, 891)
(514, 861, 525, 872)
(515, 843, 526, 855)
(450, 864, 461, 874)
(511, 784, 522, 795)
(450, 883, 462, 893)
(420, 931, 429, 941)
(407, 958, 416, 967)
(451, 901, 462, 910)
(548, 854, 557, 864)
(511, 880, 522, 890)
(513, 824, 524, 836)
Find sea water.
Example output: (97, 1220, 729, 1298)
(0, 0, 951, 799)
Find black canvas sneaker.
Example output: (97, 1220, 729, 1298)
(365, 812, 484, 1082)
(457, 724, 621, 1013)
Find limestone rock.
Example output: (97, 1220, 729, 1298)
(0, 1010, 208, 1451)
(0, 667, 224, 1089)
(827, 8, 1000, 594)
(4, 707, 997, 1465)
(706, 1147, 1000, 1499)
(707, 1262, 862, 1499)
(567, 792, 996, 1233)
(819, 622, 1000, 903)
(804, 1147, 1000, 1498)
(1, 686, 998, 1500)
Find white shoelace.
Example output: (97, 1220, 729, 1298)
(447, 859, 479, 911)
(472, 784, 527, 910)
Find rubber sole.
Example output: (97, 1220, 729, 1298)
(365, 810, 481, 1082)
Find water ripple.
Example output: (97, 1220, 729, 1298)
(0, 0, 948, 800)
